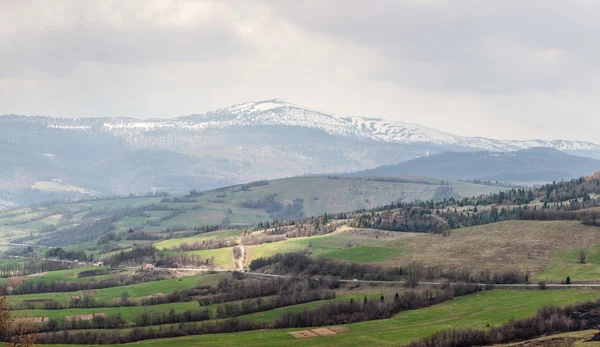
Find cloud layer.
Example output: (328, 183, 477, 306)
(1, 0, 599, 141)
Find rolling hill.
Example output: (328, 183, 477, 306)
(0, 175, 503, 246)
(1, 170, 600, 347)
(348, 147, 600, 182)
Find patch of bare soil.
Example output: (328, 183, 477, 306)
(82, 290, 96, 296)
(311, 328, 338, 336)
(65, 313, 107, 322)
(27, 272, 48, 278)
(288, 330, 319, 339)
(288, 328, 345, 339)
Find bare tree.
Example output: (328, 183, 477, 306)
(579, 250, 588, 264)
(8, 320, 36, 347)
(1, 291, 36, 347)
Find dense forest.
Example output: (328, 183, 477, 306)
(349, 176, 600, 233)
(238, 193, 305, 220)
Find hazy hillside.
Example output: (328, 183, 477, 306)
(3, 99, 600, 206)
(0, 176, 503, 246)
(348, 148, 600, 182)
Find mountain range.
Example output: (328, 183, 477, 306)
(347, 147, 600, 182)
(2, 98, 600, 207)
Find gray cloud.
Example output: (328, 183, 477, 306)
(0, 1, 252, 78)
(270, 0, 600, 93)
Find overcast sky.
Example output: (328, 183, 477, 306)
(1, 0, 599, 142)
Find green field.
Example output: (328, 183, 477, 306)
(36, 288, 600, 347)
(155, 229, 244, 250)
(16, 292, 382, 329)
(179, 232, 388, 269)
(15, 301, 201, 322)
(6, 273, 222, 307)
(237, 293, 383, 323)
(0, 258, 25, 266)
(0, 266, 129, 285)
(171, 220, 600, 279)
(537, 244, 600, 281)
(173, 248, 236, 268)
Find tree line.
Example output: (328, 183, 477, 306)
(249, 253, 527, 284)
(166, 238, 236, 252)
(275, 283, 483, 328)
(3, 269, 172, 295)
(406, 298, 600, 347)
(240, 233, 285, 245)
(0, 259, 75, 279)
(346, 175, 600, 234)
(519, 208, 600, 226)
(249, 252, 401, 281)
(197, 276, 339, 306)
(33, 318, 269, 344)
(45, 247, 88, 261)
(100, 244, 214, 268)
(32, 283, 484, 345)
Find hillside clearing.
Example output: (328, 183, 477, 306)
(373, 220, 600, 280)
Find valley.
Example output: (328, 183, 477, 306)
(1, 172, 600, 346)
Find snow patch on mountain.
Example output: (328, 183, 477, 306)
(48, 124, 91, 131)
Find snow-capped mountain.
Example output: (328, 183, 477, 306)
(35, 98, 600, 152)
(1, 99, 600, 205)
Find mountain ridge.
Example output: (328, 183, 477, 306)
(3, 99, 600, 153)
(347, 147, 600, 182)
